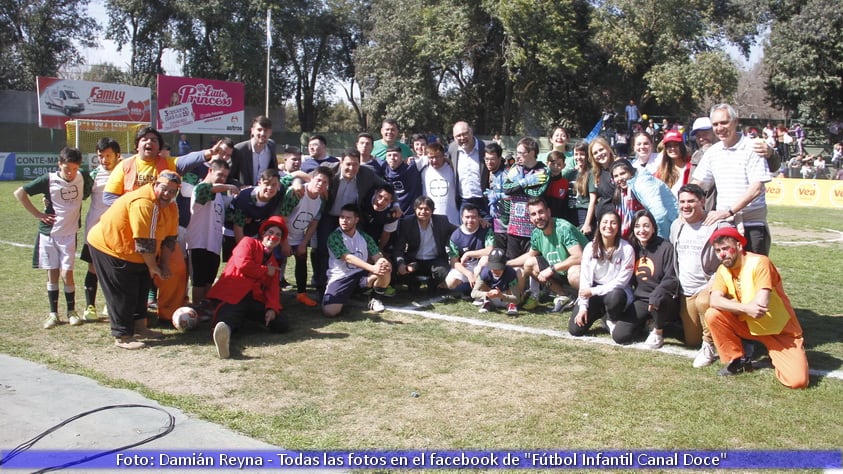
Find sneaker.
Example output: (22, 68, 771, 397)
(479, 299, 494, 313)
(279, 279, 293, 290)
(472, 299, 485, 306)
(522, 295, 539, 311)
(643, 329, 664, 349)
(43, 312, 60, 329)
(692, 341, 718, 368)
(114, 336, 145, 350)
(102, 306, 109, 317)
(296, 293, 319, 307)
(506, 303, 518, 317)
(82, 305, 99, 321)
(550, 295, 574, 312)
(213, 322, 231, 359)
(67, 310, 83, 326)
(717, 357, 755, 376)
(368, 297, 385, 312)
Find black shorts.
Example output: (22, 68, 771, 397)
(536, 256, 570, 287)
(80, 243, 93, 263)
(189, 248, 222, 287)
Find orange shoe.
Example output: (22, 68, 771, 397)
(296, 293, 318, 307)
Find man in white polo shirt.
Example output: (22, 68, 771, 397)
(691, 103, 772, 255)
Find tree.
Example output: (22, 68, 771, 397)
(82, 63, 131, 84)
(105, 0, 175, 88)
(764, 0, 843, 122)
(0, 0, 98, 90)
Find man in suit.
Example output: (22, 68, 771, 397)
(448, 121, 487, 213)
(312, 149, 388, 294)
(392, 196, 457, 291)
(230, 115, 277, 187)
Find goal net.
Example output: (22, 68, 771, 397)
(65, 119, 149, 169)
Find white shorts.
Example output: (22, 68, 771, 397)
(446, 259, 479, 283)
(37, 233, 77, 271)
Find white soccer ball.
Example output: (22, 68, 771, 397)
(172, 306, 199, 331)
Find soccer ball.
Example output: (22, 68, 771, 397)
(172, 306, 199, 331)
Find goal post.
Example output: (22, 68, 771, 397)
(65, 119, 150, 170)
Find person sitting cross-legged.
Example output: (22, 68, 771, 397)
(322, 204, 392, 317)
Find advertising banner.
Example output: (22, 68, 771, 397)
(764, 178, 843, 208)
(35, 77, 151, 129)
(156, 75, 245, 135)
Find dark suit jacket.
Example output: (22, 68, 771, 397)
(392, 214, 456, 264)
(324, 162, 385, 216)
(447, 137, 488, 196)
(230, 139, 277, 187)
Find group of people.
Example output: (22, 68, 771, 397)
(14, 103, 809, 388)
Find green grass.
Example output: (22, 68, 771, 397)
(0, 182, 841, 453)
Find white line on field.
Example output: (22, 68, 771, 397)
(1, 238, 841, 382)
(383, 297, 843, 382)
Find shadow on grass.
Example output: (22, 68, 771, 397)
(795, 307, 842, 374)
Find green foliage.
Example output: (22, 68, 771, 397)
(0, 0, 98, 90)
(105, 0, 175, 88)
(764, 0, 843, 120)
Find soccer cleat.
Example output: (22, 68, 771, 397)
(551, 295, 575, 312)
(43, 312, 60, 329)
(643, 329, 664, 349)
(368, 297, 385, 312)
(82, 305, 99, 321)
(67, 310, 83, 326)
(213, 322, 231, 359)
(693, 341, 718, 368)
(296, 293, 319, 307)
(506, 303, 518, 317)
(522, 295, 539, 311)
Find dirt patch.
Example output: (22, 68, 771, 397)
(768, 222, 843, 245)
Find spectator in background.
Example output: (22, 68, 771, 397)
(625, 99, 640, 133)
(831, 142, 843, 169)
(178, 134, 191, 156)
(791, 123, 805, 156)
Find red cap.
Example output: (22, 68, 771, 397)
(662, 130, 684, 144)
(709, 226, 746, 247)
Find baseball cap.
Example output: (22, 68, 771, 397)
(662, 130, 684, 144)
(690, 117, 713, 137)
(487, 248, 506, 271)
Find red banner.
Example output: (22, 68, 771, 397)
(36, 77, 151, 129)
(156, 75, 245, 134)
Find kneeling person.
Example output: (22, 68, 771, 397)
(323, 204, 392, 317)
(472, 248, 522, 316)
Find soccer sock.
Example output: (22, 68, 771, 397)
(529, 276, 540, 297)
(84, 271, 98, 306)
(64, 287, 76, 312)
(47, 283, 59, 314)
(372, 287, 386, 297)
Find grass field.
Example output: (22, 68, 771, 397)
(1, 180, 841, 454)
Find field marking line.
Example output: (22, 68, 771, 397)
(1, 238, 841, 381)
(383, 297, 843, 382)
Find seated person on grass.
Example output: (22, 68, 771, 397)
(445, 203, 494, 296)
(471, 248, 523, 316)
(322, 204, 392, 317)
(392, 196, 457, 292)
(208, 216, 291, 359)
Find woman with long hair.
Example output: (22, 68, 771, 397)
(655, 130, 692, 196)
(631, 131, 660, 174)
(630, 210, 679, 349)
(568, 210, 636, 344)
(570, 141, 592, 231)
(583, 137, 616, 236)
(610, 159, 678, 240)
